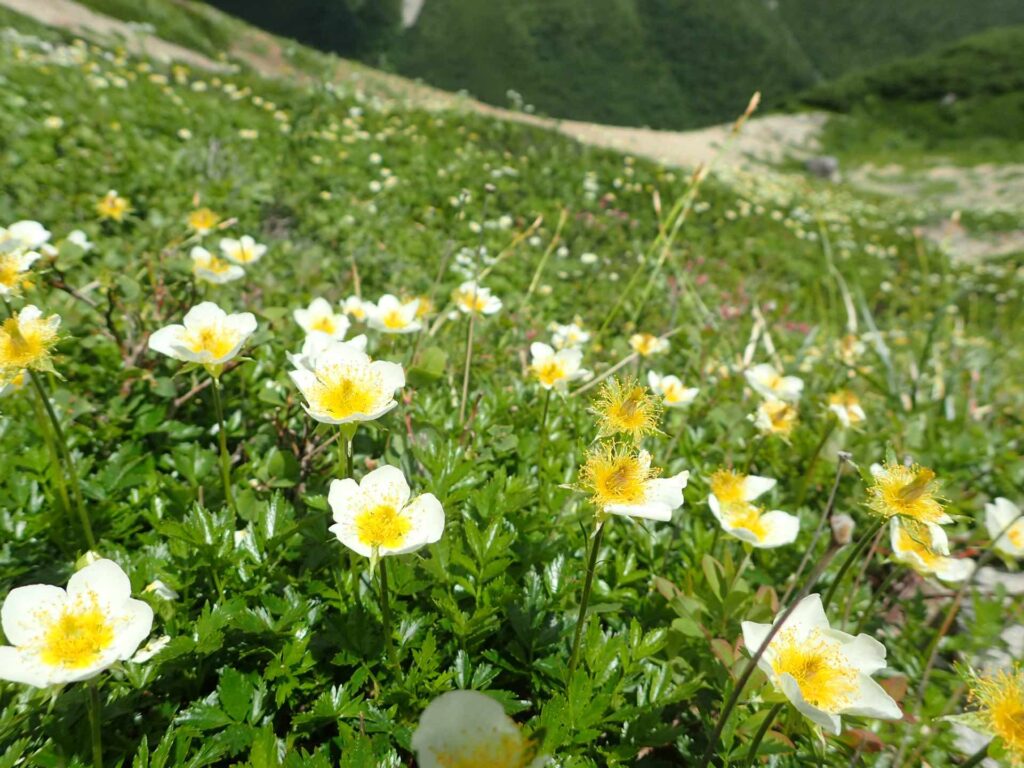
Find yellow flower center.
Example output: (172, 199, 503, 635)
(710, 469, 746, 505)
(595, 377, 661, 442)
(433, 734, 533, 768)
(39, 597, 115, 670)
(759, 400, 796, 435)
(457, 289, 489, 313)
(232, 245, 255, 263)
(310, 316, 337, 335)
(771, 627, 858, 712)
(894, 524, 940, 567)
(0, 254, 21, 289)
(725, 503, 768, 541)
(633, 335, 657, 356)
(355, 504, 411, 549)
(868, 464, 945, 524)
(97, 195, 128, 220)
(663, 381, 685, 403)
(188, 208, 219, 232)
(312, 366, 383, 420)
(1009, 524, 1024, 549)
(383, 309, 408, 330)
(533, 359, 566, 387)
(971, 668, 1024, 760)
(0, 315, 57, 371)
(182, 324, 238, 359)
(580, 444, 656, 508)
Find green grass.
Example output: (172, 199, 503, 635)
(0, 6, 1022, 768)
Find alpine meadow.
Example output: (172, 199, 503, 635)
(0, 1, 1022, 767)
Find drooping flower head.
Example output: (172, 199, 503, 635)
(752, 399, 798, 438)
(328, 465, 443, 561)
(579, 443, 687, 522)
(745, 363, 804, 403)
(741, 594, 902, 735)
(594, 376, 662, 443)
(629, 332, 669, 358)
(0, 305, 60, 378)
(965, 666, 1024, 765)
(341, 295, 370, 321)
(648, 371, 699, 409)
(889, 519, 972, 583)
(828, 391, 866, 428)
(96, 190, 130, 222)
(0, 559, 154, 687)
(529, 342, 588, 392)
(866, 462, 950, 525)
(148, 301, 257, 374)
(191, 246, 244, 284)
(294, 298, 352, 340)
(288, 341, 404, 425)
(986, 497, 1024, 559)
(453, 281, 502, 316)
(187, 207, 220, 235)
(411, 690, 548, 768)
(365, 294, 422, 334)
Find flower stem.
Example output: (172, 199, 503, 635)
(29, 389, 73, 522)
(567, 521, 605, 681)
(30, 373, 94, 549)
(744, 702, 785, 767)
(821, 518, 884, 611)
(209, 376, 237, 515)
(537, 388, 553, 474)
(87, 681, 103, 768)
(458, 312, 476, 426)
(795, 417, 836, 505)
(378, 556, 396, 667)
(337, 428, 354, 479)
(852, 565, 901, 635)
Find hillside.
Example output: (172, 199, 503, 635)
(197, 0, 1024, 130)
(0, 1, 1022, 767)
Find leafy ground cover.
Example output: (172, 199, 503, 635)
(0, 6, 1023, 767)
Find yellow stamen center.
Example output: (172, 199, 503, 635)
(39, 597, 115, 669)
(182, 324, 237, 360)
(710, 469, 746, 505)
(533, 359, 566, 387)
(581, 444, 656, 508)
(0, 316, 57, 370)
(355, 504, 411, 549)
(726, 503, 768, 541)
(971, 668, 1024, 759)
(310, 316, 337, 335)
(0, 255, 21, 288)
(383, 309, 408, 330)
(433, 734, 533, 768)
(771, 627, 857, 712)
(868, 464, 945, 524)
(312, 366, 382, 420)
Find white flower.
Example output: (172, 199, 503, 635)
(745, 363, 804, 402)
(190, 246, 244, 284)
(453, 281, 502, 315)
(131, 634, 170, 663)
(828, 391, 866, 428)
(0, 220, 51, 253)
(889, 519, 973, 582)
(65, 230, 93, 252)
(287, 332, 368, 372)
(741, 594, 902, 735)
(293, 298, 352, 340)
(529, 342, 588, 391)
(582, 446, 688, 522)
(647, 372, 698, 408)
(752, 399, 798, 438)
(143, 580, 179, 601)
(340, 295, 370, 321)
(219, 235, 266, 265)
(288, 342, 404, 425)
(629, 333, 669, 358)
(0, 370, 29, 397)
(328, 465, 444, 558)
(0, 249, 41, 296)
(148, 301, 257, 366)
(707, 469, 798, 548)
(365, 294, 422, 334)
(411, 690, 548, 768)
(549, 321, 590, 350)
(986, 497, 1024, 559)
(0, 559, 153, 687)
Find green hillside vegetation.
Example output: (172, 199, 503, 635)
(1, 2, 1023, 767)
(802, 26, 1024, 164)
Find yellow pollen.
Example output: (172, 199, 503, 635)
(433, 733, 533, 768)
(355, 504, 411, 549)
(310, 316, 337, 335)
(533, 359, 566, 387)
(313, 366, 381, 420)
(970, 667, 1024, 762)
(1009, 525, 1024, 549)
(867, 463, 945, 524)
(188, 208, 220, 232)
(594, 377, 661, 442)
(182, 324, 237, 359)
(580, 443, 657, 508)
(382, 309, 408, 330)
(0, 315, 58, 371)
(39, 597, 115, 669)
(96, 194, 129, 221)
(0, 255, 22, 289)
(894, 524, 940, 567)
(771, 627, 857, 712)
(232, 245, 255, 263)
(710, 469, 746, 505)
(725, 503, 768, 541)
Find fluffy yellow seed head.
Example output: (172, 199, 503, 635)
(594, 376, 661, 443)
(579, 442, 657, 509)
(969, 666, 1024, 764)
(867, 463, 946, 524)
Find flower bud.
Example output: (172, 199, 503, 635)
(830, 513, 856, 546)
